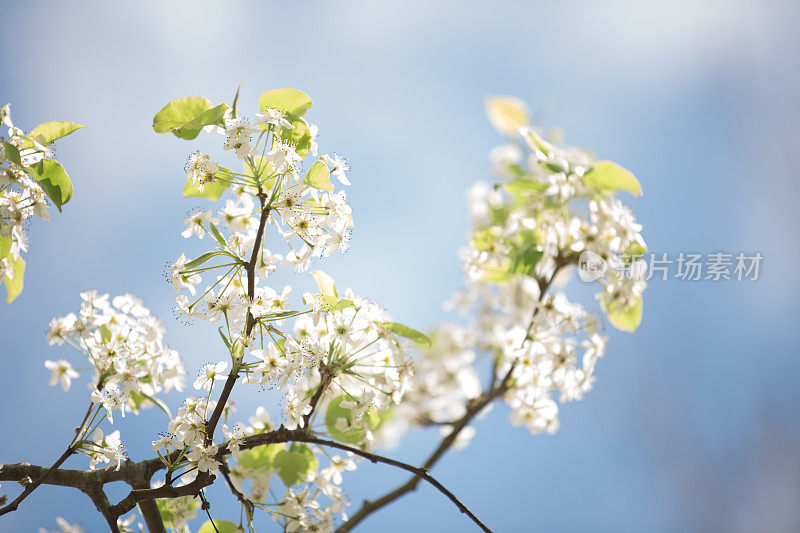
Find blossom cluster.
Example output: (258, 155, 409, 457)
(44, 290, 186, 467)
(148, 89, 417, 531)
(27, 91, 648, 533)
(386, 97, 647, 443)
(0, 105, 80, 302)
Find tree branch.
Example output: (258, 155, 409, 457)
(219, 463, 254, 525)
(204, 195, 270, 446)
(335, 264, 568, 532)
(290, 435, 492, 533)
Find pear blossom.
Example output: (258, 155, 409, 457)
(44, 359, 79, 391)
(193, 361, 228, 391)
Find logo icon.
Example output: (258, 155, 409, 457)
(578, 250, 606, 282)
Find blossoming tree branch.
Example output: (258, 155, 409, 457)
(0, 88, 647, 533)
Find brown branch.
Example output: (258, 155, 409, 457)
(204, 195, 270, 446)
(220, 462, 254, 524)
(83, 482, 121, 533)
(0, 398, 100, 518)
(0, 442, 76, 517)
(335, 265, 568, 532)
(290, 435, 493, 533)
(302, 367, 333, 428)
(130, 478, 167, 533)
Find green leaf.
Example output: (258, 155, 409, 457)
(197, 520, 240, 533)
(273, 443, 318, 486)
(218, 327, 232, 350)
(244, 156, 275, 189)
(171, 103, 229, 140)
(520, 127, 552, 157)
(603, 296, 643, 332)
(480, 264, 513, 284)
(157, 498, 199, 529)
(274, 337, 287, 355)
(3, 255, 25, 303)
(472, 228, 500, 252)
(509, 244, 543, 275)
(325, 394, 380, 444)
(208, 223, 227, 247)
(152, 97, 212, 135)
(182, 168, 231, 201)
(625, 240, 648, 257)
(505, 178, 547, 196)
(258, 88, 312, 117)
(99, 324, 112, 344)
(0, 232, 11, 258)
(331, 299, 356, 312)
(583, 161, 642, 196)
(26, 121, 84, 147)
(237, 443, 282, 470)
(2, 140, 23, 168)
(303, 161, 333, 191)
(274, 114, 311, 157)
(231, 82, 242, 118)
(128, 391, 173, 418)
(378, 321, 431, 347)
(31, 159, 72, 211)
(184, 251, 218, 270)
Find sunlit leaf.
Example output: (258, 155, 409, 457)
(325, 394, 380, 444)
(171, 103, 229, 140)
(258, 88, 312, 117)
(31, 159, 72, 210)
(485, 96, 529, 137)
(26, 121, 84, 147)
(583, 161, 642, 196)
(3, 255, 25, 303)
(377, 321, 431, 347)
(197, 520, 239, 533)
(311, 270, 337, 297)
(273, 443, 318, 486)
(152, 96, 212, 134)
(603, 296, 643, 332)
(303, 161, 333, 191)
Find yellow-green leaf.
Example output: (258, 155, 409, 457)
(32, 159, 72, 210)
(583, 161, 642, 196)
(311, 270, 337, 297)
(2, 140, 23, 168)
(520, 127, 552, 157)
(171, 103, 229, 140)
(485, 96, 529, 137)
(152, 97, 212, 134)
(237, 443, 282, 470)
(182, 167, 232, 201)
(4, 255, 25, 303)
(26, 121, 84, 147)
(303, 161, 333, 191)
(258, 88, 312, 117)
(274, 114, 312, 157)
(604, 296, 643, 332)
(378, 321, 431, 347)
(0, 232, 11, 258)
(274, 443, 318, 486)
(325, 394, 380, 444)
(197, 520, 240, 533)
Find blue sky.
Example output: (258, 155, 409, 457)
(2, 1, 800, 531)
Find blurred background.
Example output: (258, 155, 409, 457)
(2, 0, 799, 531)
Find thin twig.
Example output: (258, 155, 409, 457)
(335, 265, 567, 532)
(0, 399, 95, 517)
